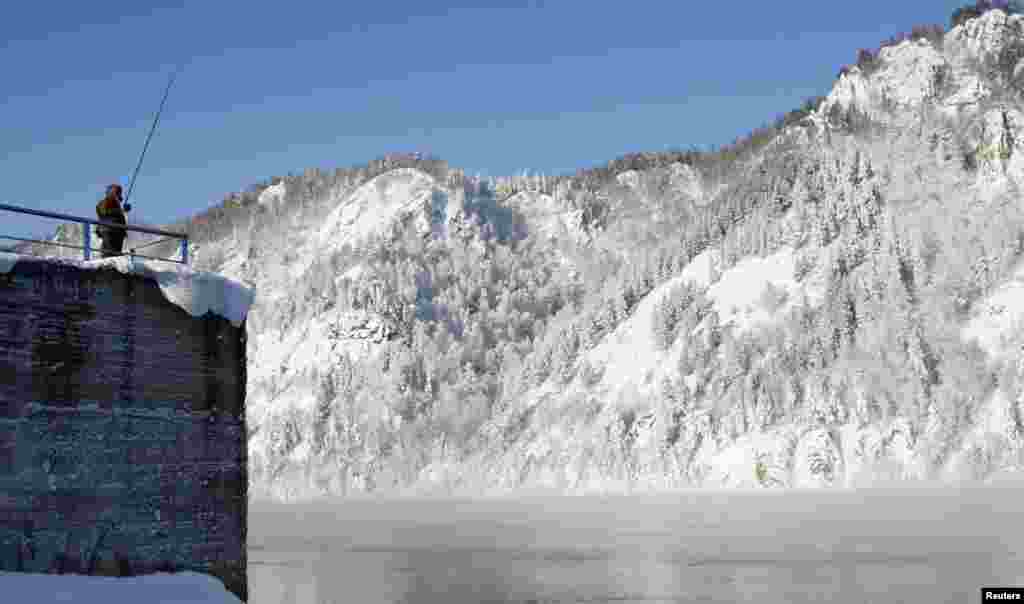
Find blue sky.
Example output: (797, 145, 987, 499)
(2, 1, 971, 239)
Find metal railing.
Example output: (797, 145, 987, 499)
(0, 202, 189, 265)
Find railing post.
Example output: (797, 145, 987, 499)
(83, 223, 91, 261)
(180, 237, 189, 265)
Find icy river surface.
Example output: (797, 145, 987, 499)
(248, 486, 1024, 603)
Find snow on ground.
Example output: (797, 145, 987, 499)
(114, 257, 255, 328)
(538, 246, 840, 489)
(0, 253, 255, 327)
(584, 249, 722, 395)
(697, 428, 796, 488)
(962, 259, 1024, 360)
(707, 247, 826, 332)
(250, 307, 383, 385)
(943, 387, 1021, 481)
(0, 571, 241, 604)
(246, 306, 392, 434)
(253, 307, 389, 377)
(954, 258, 1024, 480)
(585, 247, 823, 398)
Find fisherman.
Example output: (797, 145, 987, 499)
(95, 183, 132, 258)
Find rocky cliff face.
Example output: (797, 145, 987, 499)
(169, 9, 1024, 499)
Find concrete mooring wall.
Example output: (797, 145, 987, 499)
(0, 257, 248, 602)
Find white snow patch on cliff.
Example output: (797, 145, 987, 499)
(820, 11, 1024, 127)
(0, 253, 254, 327)
(962, 259, 1024, 359)
(341, 264, 367, 282)
(585, 249, 723, 395)
(505, 190, 584, 241)
(258, 181, 287, 206)
(676, 247, 721, 287)
(968, 107, 1024, 184)
(616, 170, 641, 189)
(791, 428, 844, 488)
(706, 247, 825, 333)
(822, 39, 946, 124)
(249, 309, 386, 392)
(249, 318, 333, 392)
(316, 168, 436, 252)
(946, 8, 1024, 68)
(583, 247, 820, 400)
(944, 388, 1022, 479)
(698, 429, 795, 488)
(943, 71, 992, 115)
(666, 162, 706, 204)
(955, 252, 1024, 480)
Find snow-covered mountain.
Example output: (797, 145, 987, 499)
(36, 6, 1024, 498)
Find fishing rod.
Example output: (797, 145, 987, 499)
(124, 67, 180, 211)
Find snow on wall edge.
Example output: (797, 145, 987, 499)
(0, 252, 254, 327)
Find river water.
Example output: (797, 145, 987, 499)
(248, 486, 1024, 603)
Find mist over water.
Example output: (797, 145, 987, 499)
(248, 485, 1024, 603)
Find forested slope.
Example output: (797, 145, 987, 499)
(33, 4, 1024, 498)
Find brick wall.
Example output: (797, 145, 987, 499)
(0, 258, 248, 602)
